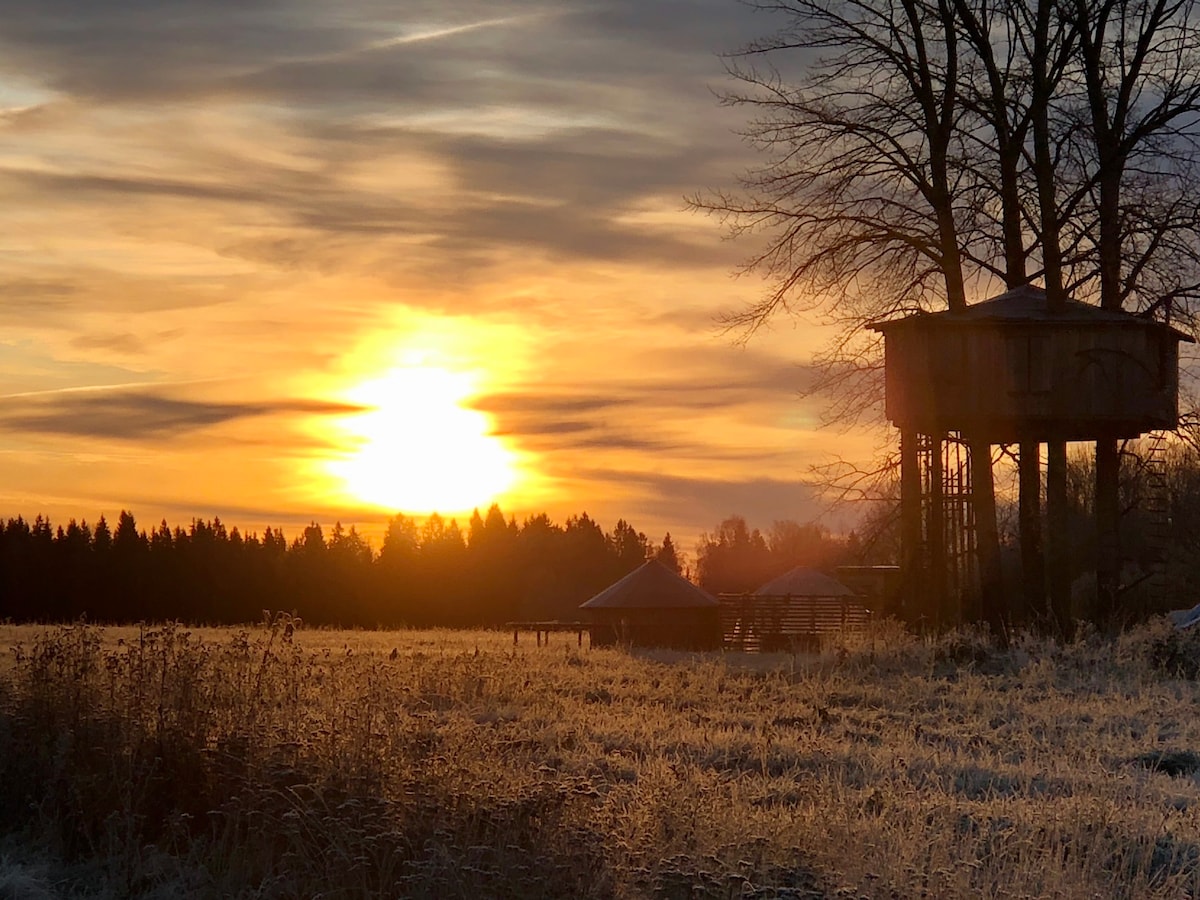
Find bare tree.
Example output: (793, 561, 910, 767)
(950, 0, 1079, 626)
(696, 0, 1009, 624)
(1064, 0, 1200, 621)
(699, 0, 1200, 628)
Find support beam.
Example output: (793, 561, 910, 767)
(929, 433, 948, 624)
(1046, 440, 1071, 638)
(1019, 440, 1044, 624)
(1095, 437, 1120, 625)
(900, 429, 923, 624)
(969, 438, 1004, 636)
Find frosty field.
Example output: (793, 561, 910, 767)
(1, 618, 1198, 898)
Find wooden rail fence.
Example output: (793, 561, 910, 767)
(719, 594, 872, 652)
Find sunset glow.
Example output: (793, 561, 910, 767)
(0, 0, 874, 542)
(327, 366, 517, 515)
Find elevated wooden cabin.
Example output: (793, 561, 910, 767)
(871, 284, 1194, 629)
(580, 560, 722, 651)
(869, 285, 1193, 442)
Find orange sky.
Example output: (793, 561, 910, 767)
(0, 1, 887, 547)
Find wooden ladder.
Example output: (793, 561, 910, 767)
(1143, 431, 1171, 596)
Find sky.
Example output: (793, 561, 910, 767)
(0, 0, 887, 548)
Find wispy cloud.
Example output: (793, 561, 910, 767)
(0, 386, 364, 441)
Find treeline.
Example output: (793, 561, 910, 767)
(0, 506, 851, 628)
(694, 515, 854, 594)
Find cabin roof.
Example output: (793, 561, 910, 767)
(580, 559, 720, 609)
(869, 285, 1194, 341)
(755, 567, 857, 597)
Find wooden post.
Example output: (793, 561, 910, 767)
(929, 433, 947, 624)
(1019, 440, 1044, 623)
(900, 429, 923, 622)
(1095, 436, 1120, 625)
(1046, 439, 1071, 638)
(970, 437, 1004, 636)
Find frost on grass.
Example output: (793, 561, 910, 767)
(0, 619, 1198, 898)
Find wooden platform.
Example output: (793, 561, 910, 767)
(719, 594, 872, 652)
(506, 621, 589, 647)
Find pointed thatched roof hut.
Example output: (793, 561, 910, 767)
(580, 560, 721, 650)
(755, 567, 857, 598)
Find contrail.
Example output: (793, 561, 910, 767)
(366, 15, 542, 50)
(0, 376, 238, 400)
(237, 12, 555, 77)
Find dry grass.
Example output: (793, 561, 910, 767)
(1, 616, 1198, 898)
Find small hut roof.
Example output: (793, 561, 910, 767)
(580, 560, 720, 609)
(869, 285, 1194, 341)
(754, 567, 857, 598)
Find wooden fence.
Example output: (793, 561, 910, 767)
(719, 594, 872, 652)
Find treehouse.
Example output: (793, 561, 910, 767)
(869, 284, 1193, 628)
(870, 284, 1192, 442)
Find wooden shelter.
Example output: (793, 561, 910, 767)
(580, 560, 722, 650)
(872, 285, 1189, 442)
(721, 567, 870, 651)
(870, 284, 1193, 626)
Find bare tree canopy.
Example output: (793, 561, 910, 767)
(697, 0, 1200, 629)
(697, 0, 1200, 408)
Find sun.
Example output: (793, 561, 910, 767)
(326, 366, 517, 514)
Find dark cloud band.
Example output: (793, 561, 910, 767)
(0, 388, 363, 441)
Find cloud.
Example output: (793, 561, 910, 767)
(0, 0, 352, 102)
(469, 355, 823, 479)
(0, 386, 364, 441)
(69, 330, 185, 356)
(0, 0, 762, 288)
(474, 357, 814, 420)
(0, 268, 246, 334)
(0, 0, 761, 107)
(69, 332, 148, 355)
(2, 132, 740, 275)
(0, 278, 79, 301)
(9, 169, 272, 205)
